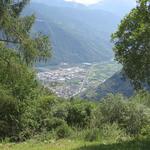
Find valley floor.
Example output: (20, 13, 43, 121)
(37, 61, 121, 98)
(0, 139, 149, 150)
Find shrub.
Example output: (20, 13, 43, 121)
(22, 96, 67, 130)
(66, 100, 94, 128)
(97, 94, 150, 136)
(100, 94, 128, 124)
(123, 103, 149, 136)
(75, 124, 128, 143)
(56, 124, 73, 139)
(84, 128, 101, 142)
(18, 128, 34, 142)
(42, 118, 66, 131)
(131, 91, 150, 108)
(0, 86, 20, 139)
(34, 130, 57, 142)
(101, 123, 129, 143)
(141, 125, 150, 139)
(31, 96, 59, 131)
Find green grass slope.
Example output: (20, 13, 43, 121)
(0, 139, 149, 150)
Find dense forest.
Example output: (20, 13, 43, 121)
(0, 0, 150, 150)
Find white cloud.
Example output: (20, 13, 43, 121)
(65, 0, 103, 6)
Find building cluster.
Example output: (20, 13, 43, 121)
(37, 66, 87, 98)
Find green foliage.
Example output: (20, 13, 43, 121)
(0, 43, 38, 102)
(141, 125, 150, 139)
(0, 0, 51, 65)
(0, 0, 51, 140)
(101, 123, 128, 143)
(83, 128, 100, 142)
(0, 1, 150, 143)
(73, 124, 128, 143)
(131, 91, 150, 107)
(0, 85, 19, 139)
(112, 0, 150, 89)
(56, 124, 73, 139)
(66, 100, 94, 128)
(1, 84, 150, 142)
(100, 94, 127, 124)
(96, 94, 150, 136)
(0, 139, 150, 150)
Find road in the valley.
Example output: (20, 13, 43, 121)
(72, 64, 96, 97)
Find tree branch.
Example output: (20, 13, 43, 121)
(0, 39, 19, 44)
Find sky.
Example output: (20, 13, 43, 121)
(65, 0, 136, 6)
(32, 0, 137, 15)
(65, 0, 102, 5)
(33, 0, 136, 6)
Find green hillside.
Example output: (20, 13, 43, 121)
(80, 72, 134, 100)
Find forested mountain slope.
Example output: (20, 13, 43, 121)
(24, 3, 120, 65)
(80, 72, 134, 100)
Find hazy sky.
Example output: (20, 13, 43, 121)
(65, 0, 136, 5)
(65, 0, 102, 5)
(33, 0, 136, 6)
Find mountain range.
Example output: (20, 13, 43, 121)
(23, 0, 130, 65)
(80, 72, 135, 100)
(33, 0, 136, 17)
(24, 0, 138, 98)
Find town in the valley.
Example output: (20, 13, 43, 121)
(37, 62, 121, 98)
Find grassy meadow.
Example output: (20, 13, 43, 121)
(0, 139, 150, 150)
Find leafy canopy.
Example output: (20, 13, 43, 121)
(0, 0, 52, 139)
(0, 0, 51, 65)
(112, 0, 150, 89)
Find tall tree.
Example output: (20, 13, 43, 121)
(112, 0, 150, 89)
(0, 0, 51, 65)
(0, 0, 52, 101)
(0, 0, 51, 139)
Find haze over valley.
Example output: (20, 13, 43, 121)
(24, 0, 136, 98)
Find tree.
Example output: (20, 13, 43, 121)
(112, 0, 150, 89)
(0, 0, 52, 102)
(0, 0, 51, 65)
(0, 0, 52, 101)
(0, 85, 19, 139)
(0, 0, 52, 139)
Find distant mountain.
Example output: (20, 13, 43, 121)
(24, 2, 120, 65)
(80, 72, 135, 101)
(89, 0, 136, 17)
(33, 0, 85, 8)
(32, 0, 136, 17)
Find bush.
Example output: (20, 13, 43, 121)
(101, 123, 129, 143)
(123, 103, 149, 136)
(84, 128, 101, 142)
(21, 96, 67, 131)
(140, 125, 150, 139)
(31, 96, 58, 130)
(0, 86, 20, 139)
(97, 94, 150, 136)
(34, 130, 56, 142)
(100, 94, 128, 124)
(18, 128, 34, 142)
(66, 100, 94, 128)
(131, 91, 150, 108)
(56, 124, 73, 139)
(75, 124, 128, 143)
(42, 118, 66, 131)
